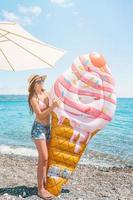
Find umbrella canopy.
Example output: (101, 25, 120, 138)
(0, 22, 66, 71)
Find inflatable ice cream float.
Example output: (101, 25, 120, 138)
(46, 52, 116, 196)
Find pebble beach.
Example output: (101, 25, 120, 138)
(0, 154, 132, 200)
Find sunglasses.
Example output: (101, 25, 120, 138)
(35, 79, 44, 84)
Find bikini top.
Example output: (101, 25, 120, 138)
(37, 95, 49, 111)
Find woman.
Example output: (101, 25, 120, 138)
(27, 74, 60, 199)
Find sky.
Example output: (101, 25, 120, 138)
(0, 0, 133, 97)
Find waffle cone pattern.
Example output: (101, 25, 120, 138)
(46, 52, 116, 196)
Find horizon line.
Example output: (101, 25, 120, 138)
(0, 94, 132, 98)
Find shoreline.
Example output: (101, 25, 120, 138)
(0, 143, 133, 169)
(0, 154, 133, 200)
(0, 152, 133, 169)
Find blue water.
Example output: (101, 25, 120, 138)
(0, 95, 133, 167)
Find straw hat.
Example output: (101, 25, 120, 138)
(27, 74, 47, 91)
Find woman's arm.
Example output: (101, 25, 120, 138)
(30, 97, 52, 120)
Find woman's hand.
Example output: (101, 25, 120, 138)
(50, 97, 62, 110)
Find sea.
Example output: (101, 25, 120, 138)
(0, 95, 133, 168)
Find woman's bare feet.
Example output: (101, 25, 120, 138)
(38, 188, 54, 199)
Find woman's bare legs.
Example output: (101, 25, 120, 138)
(34, 139, 53, 198)
(46, 140, 50, 177)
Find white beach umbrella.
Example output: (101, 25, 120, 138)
(0, 22, 66, 71)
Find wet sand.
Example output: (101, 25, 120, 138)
(0, 154, 132, 200)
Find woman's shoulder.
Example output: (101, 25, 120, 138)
(30, 95, 37, 103)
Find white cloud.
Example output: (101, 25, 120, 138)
(46, 13, 52, 18)
(1, 10, 32, 26)
(18, 5, 42, 16)
(22, 16, 32, 26)
(2, 10, 19, 21)
(50, 0, 74, 8)
(1, 5, 42, 26)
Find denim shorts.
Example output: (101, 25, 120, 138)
(31, 120, 51, 141)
